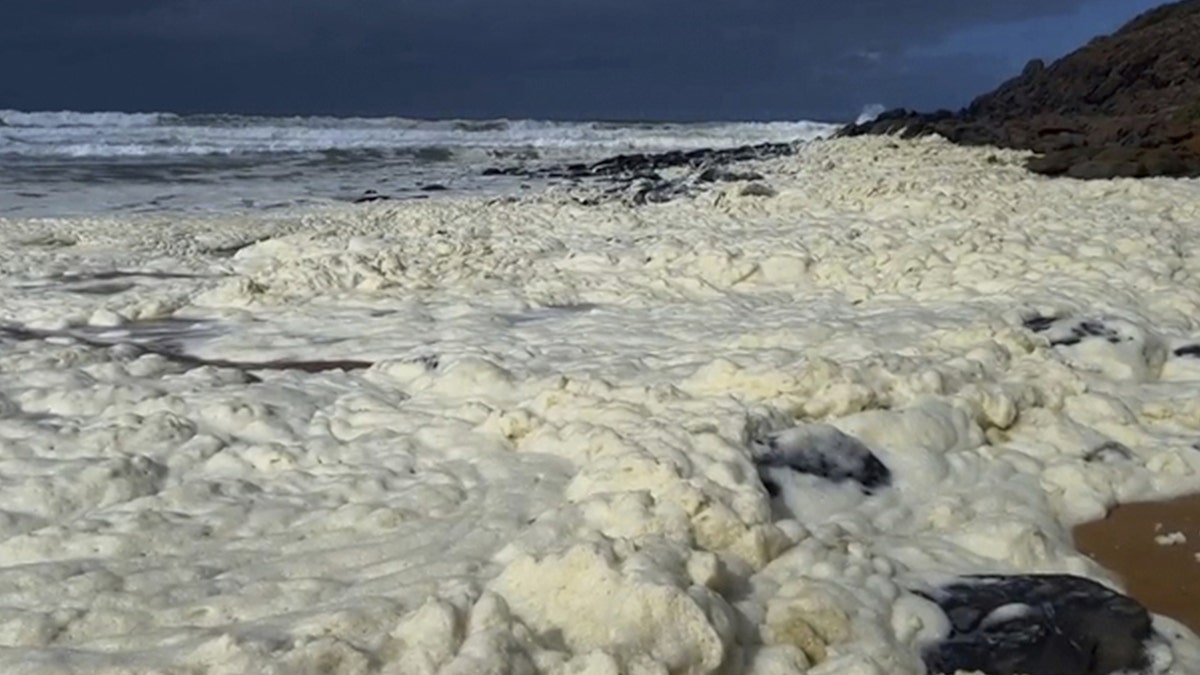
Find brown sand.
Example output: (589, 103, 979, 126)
(1073, 494, 1200, 633)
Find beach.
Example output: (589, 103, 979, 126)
(2, 134, 1200, 673)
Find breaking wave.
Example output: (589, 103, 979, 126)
(0, 109, 838, 159)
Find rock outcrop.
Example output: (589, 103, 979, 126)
(482, 141, 795, 205)
(841, 0, 1200, 179)
(919, 575, 1155, 675)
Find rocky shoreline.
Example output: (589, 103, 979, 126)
(354, 1, 1200, 208)
(345, 3, 1200, 210)
(840, 0, 1200, 179)
(481, 140, 794, 205)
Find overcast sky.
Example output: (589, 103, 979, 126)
(2, 0, 1166, 121)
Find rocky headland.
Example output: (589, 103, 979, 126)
(841, 0, 1200, 179)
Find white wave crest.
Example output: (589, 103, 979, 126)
(0, 110, 839, 159)
(0, 109, 174, 129)
(854, 103, 887, 125)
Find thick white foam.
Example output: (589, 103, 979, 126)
(0, 136, 1198, 673)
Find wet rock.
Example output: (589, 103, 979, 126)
(840, 1, 1200, 179)
(1026, 315, 1165, 381)
(753, 425, 891, 496)
(1047, 318, 1129, 347)
(695, 167, 765, 183)
(1174, 344, 1200, 358)
(353, 189, 391, 204)
(1021, 313, 1061, 333)
(419, 183, 448, 192)
(919, 574, 1154, 675)
(481, 140, 801, 205)
(1024, 315, 1136, 347)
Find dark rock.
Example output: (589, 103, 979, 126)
(1174, 344, 1200, 357)
(583, 142, 795, 178)
(353, 189, 391, 204)
(696, 167, 766, 183)
(753, 425, 891, 496)
(480, 140, 801, 205)
(1066, 319, 1127, 344)
(420, 184, 448, 192)
(1139, 146, 1193, 176)
(1027, 316, 1131, 347)
(408, 354, 440, 371)
(840, 1, 1200, 179)
(1022, 58, 1046, 78)
(919, 574, 1154, 675)
(1066, 158, 1141, 180)
(1025, 152, 1074, 176)
(630, 171, 665, 182)
(1036, 126, 1088, 152)
(1021, 313, 1062, 333)
(1084, 441, 1134, 463)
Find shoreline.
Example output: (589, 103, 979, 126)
(1075, 493, 1200, 633)
(0, 113, 839, 220)
(1, 135, 1200, 673)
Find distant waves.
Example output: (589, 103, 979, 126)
(0, 110, 837, 217)
(0, 109, 836, 159)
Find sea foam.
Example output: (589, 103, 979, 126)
(0, 135, 1197, 673)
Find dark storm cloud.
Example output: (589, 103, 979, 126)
(0, 0, 1164, 120)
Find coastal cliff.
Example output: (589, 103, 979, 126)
(841, 0, 1200, 179)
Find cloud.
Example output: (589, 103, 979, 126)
(28, 0, 1101, 48)
(0, 0, 1163, 120)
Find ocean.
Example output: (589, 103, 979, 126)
(0, 110, 836, 217)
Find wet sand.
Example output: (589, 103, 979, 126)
(1074, 494, 1200, 633)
